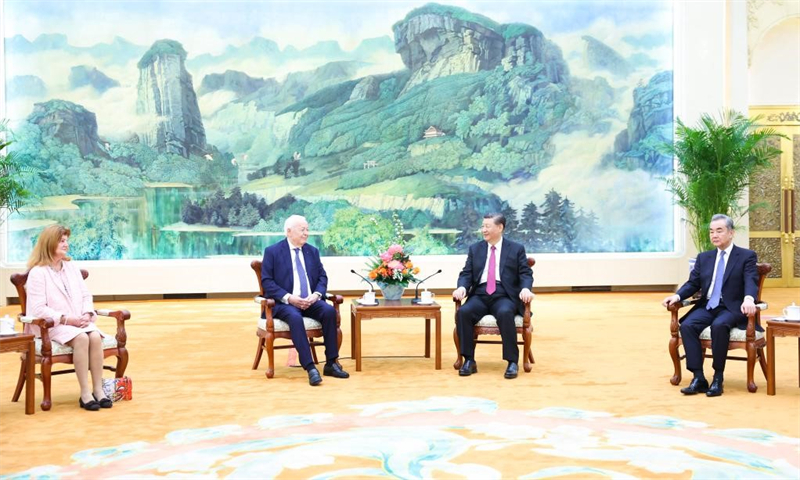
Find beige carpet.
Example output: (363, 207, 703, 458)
(1, 288, 798, 477)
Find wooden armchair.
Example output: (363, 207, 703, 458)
(10, 269, 131, 411)
(250, 260, 343, 379)
(667, 263, 771, 393)
(453, 257, 536, 373)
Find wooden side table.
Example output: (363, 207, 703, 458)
(766, 320, 800, 396)
(350, 299, 441, 371)
(0, 333, 36, 414)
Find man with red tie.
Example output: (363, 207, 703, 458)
(663, 214, 759, 397)
(453, 213, 534, 379)
(261, 215, 349, 386)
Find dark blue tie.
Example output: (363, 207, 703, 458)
(706, 251, 726, 310)
(294, 248, 309, 298)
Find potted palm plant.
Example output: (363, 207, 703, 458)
(661, 109, 784, 252)
(0, 129, 32, 226)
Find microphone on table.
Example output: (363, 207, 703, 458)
(412, 269, 442, 304)
(350, 269, 375, 292)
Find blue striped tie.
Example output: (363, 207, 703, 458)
(706, 251, 726, 310)
(294, 248, 310, 298)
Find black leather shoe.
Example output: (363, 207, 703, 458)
(459, 359, 477, 376)
(307, 368, 322, 386)
(93, 394, 113, 408)
(323, 363, 350, 379)
(680, 378, 709, 395)
(504, 362, 519, 379)
(79, 397, 101, 411)
(706, 377, 724, 397)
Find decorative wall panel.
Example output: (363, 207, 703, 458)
(751, 238, 782, 278)
(2, 1, 675, 261)
(749, 137, 782, 232)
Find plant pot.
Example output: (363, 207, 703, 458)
(377, 282, 406, 300)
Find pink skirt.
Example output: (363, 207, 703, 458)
(26, 322, 106, 346)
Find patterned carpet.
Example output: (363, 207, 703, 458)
(4, 396, 798, 479)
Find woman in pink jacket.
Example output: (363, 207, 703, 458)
(26, 224, 113, 411)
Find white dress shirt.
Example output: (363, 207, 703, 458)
(479, 238, 503, 285)
(281, 240, 315, 303)
(707, 243, 753, 303)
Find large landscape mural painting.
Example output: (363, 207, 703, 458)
(2, 0, 674, 261)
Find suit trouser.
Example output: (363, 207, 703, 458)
(680, 303, 745, 374)
(271, 300, 338, 369)
(457, 283, 519, 363)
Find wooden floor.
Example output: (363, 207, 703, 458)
(1, 288, 799, 475)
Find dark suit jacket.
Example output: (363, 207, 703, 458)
(457, 238, 533, 315)
(261, 239, 328, 309)
(676, 245, 759, 329)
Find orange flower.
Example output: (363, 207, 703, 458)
(368, 271, 377, 280)
(413, 267, 420, 274)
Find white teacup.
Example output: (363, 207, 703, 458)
(420, 290, 435, 304)
(783, 303, 800, 321)
(0, 315, 15, 335)
(362, 291, 376, 304)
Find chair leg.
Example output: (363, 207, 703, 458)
(336, 327, 343, 352)
(11, 357, 26, 402)
(41, 360, 52, 411)
(668, 337, 682, 385)
(528, 350, 535, 364)
(252, 336, 265, 370)
(310, 339, 319, 365)
(115, 348, 129, 378)
(265, 335, 275, 379)
(757, 347, 768, 380)
(522, 328, 533, 373)
(452, 327, 462, 370)
(746, 342, 758, 393)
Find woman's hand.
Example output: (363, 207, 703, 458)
(78, 312, 93, 328)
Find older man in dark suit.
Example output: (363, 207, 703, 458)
(453, 213, 534, 379)
(261, 215, 349, 386)
(663, 214, 759, 397)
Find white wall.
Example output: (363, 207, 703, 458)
(0, 0, 752, 302)
(749, 16, 800, 106)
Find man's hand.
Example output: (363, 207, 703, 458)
(741, 297, 757, 316)
(519, 288, 534, 303)
(289, 295, 313, 310)
(452, 286, 467, 301)
(662, 294, 680, 308)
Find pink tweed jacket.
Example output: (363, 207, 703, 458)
(25, 260, 104, 345)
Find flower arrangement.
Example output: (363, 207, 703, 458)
(367, 243, 420, 286)
(365, 212, 420, 288)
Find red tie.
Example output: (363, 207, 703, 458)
(487, 246, 496, 295)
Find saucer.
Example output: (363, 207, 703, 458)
(415, 300, 434, 305)
(0, 332, 17, 336)
(357, 299, 378, 306)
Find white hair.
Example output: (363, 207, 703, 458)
(284, 215, 307, 233)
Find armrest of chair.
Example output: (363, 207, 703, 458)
(254, 296, 275, 308)
(745, 302, 769, 339)
(668, 299, 698, 336)
(95, 309, 131, 349)
(18, 315, 54, 356)
(326, 293, 344, 305)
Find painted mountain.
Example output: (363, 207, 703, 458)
(2, 1, 674, 261)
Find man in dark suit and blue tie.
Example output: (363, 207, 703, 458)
(261, 215, 349, 386)
(453, 213, 534, 379)
(663, 214, 759, 397)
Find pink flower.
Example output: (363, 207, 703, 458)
(380, 252, 392, 263)
(387, 244, 403, 255)
(387, 260, 403, 271)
